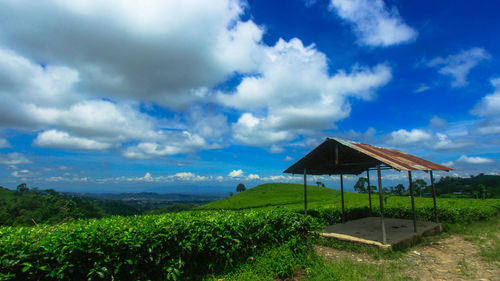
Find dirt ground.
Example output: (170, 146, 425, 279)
(315, 235, 500, 281)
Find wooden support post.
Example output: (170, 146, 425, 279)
(366, 170, 372, 216)
(377, 165, 387, 244)
(340, 173, 345, 223)
(408, 171, 417, 233)
(430, 171, 438, 223)
(304, 169, 307, 215)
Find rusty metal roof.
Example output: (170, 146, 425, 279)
(283, 137, 453, 175)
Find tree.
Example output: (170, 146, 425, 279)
(236, 183, 246, 193)
(412, 179, 427, 197)
(353, 178, 367, 193)
(395, 184, 405, 195)
(16, 183, 29, 194)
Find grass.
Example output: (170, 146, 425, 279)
(207, 212, 500, 280)
(199, 183, 500, 212)
(304, 257, 410, 281)
(198, 183, 340, 210)
(445, 214, 500, 262)
(206, 237, 411, 281)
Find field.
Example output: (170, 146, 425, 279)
(1, 183, 500, 280)
(199, 183, 500, 224)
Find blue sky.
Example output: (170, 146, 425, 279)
(0, 0, 499, 194)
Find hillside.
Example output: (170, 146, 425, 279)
(198, 183, 341, 210)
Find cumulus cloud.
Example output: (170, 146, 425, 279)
(0, 0, 264, 109)
(283, 156, 295, 161)
(329, 0, 417, 47)
(11, 169, 38, 179)
(456, 155, 494, 165)
(386, 129, 432, 146)
(385, 128, 473, 151)
(122, 132, 211, 159)
(34, 130, 112, 150)
(472, 77, 500, 117)
(269, 145, 285, 154)
(186, 107, 229, 142)
(473, 120, 500, 136)
(228, 169, 244, 177)
(426, 47, 490, 87)
(219, 38, 391, 146)
(431, 133, 472, 151)
(247, 173, 260, 180)
(0, 152, 32, 165)
(0, 0, 264, 160)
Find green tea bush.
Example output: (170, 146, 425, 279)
(0, 209, 316, 280)
(304, 197, 500, 226)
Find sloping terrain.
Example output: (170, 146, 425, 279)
(198, 183, 340, 210)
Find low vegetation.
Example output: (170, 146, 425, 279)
(199, 183, 500, 224)
(0, 209, 315, 280)
(0, 185, 217, 227)
(1, 182, 499, 280)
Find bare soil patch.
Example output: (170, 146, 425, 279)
(316, 235, 500, 281)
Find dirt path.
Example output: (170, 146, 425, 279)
(315, 235, 500, 281)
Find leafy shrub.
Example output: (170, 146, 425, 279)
(304, 197, 500, 226)
(0, 209, 317, 280)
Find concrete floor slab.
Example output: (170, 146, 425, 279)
(320, 217, 441, 249)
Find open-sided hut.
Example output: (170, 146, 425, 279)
(283, 137, 452, 244)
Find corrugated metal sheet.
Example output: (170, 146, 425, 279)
(283, 137, 452, 175)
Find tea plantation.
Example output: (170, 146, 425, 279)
(1, 183, 499, 280)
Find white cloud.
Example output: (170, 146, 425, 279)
(472, 77, 500, 117)
(387, 129, 432, 146)
(431, 133, 471, 151)
(441, 161, 454, 167)
(122, 132, 210, 159)
(0, 138, 10, 148)
(228, 169, 244, 177)
(11, 169, 37, 178)
(426, 47, 490, 87)
(186, 107, 229, 143)
(34, 129, 112, 150)
(0, 152, 32, 165)
(0, 0, 264, 109)
(429, 116, 447, 130)
(283, 156, 295, 161)
(475, 121, 500, 135)
(456, 155, 494, 165)
(385, 127, 472, 151)
(413, 84, 431, 93)
(232, 113, 293, 146)
(172, 172, 208, 182)
(247, 173, 260, 180)
(269, 145, 285, 154)
(329, 0, 417, 47)
(219, 38, 391, 146)
(0, 0, 261, 159)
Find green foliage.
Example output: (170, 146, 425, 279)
(0, 186, 106, 226)
(236, 183, 246, 193)
(145, 203, 197, 214)
(200, 183, 500, 225)
(436, 174, 500, 198)
(353, 177, 367, 193)
(0, 209, 317, 280)
(206, 239, 312, 281)
(198, 183, 341, 210)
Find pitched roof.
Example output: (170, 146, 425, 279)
(283, 138, 453, 175)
